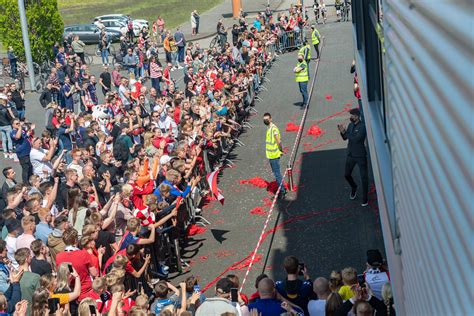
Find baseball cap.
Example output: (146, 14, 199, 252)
(367, 249, 383, 267)
(160, 155, 171, 165)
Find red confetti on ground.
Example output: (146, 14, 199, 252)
(262, 198, 273, 207)
(215, 250, 236, 258)
(199, 256, 208, 261)
(202, 207, 354, 293)
(325, 95, 333, 100)
(266, 181, 290, 194)
(250, 207, 268, 216)
(239, 177, 269, 188)
(187, 224, 207, 236)
(232, 254, 263, 270)
(306, 125, 324, 137)
(285, 122, 300, 132)
(210, 209, 221, 215)
(345, 103, 353, 107)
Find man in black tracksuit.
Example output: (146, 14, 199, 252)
(338, 108, 369, 206)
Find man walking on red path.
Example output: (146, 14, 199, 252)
(338, 108, 369, 206)
(264, 113, 286, 199)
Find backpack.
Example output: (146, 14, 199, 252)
(113, 136, 129, 162)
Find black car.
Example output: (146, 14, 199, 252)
(63, 24, 121, 44)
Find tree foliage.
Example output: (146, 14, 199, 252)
(0, 0, 64, 63)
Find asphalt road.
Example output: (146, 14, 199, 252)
(0, 3, 385, 296)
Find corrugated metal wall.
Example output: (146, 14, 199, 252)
(382, 0, 473, 315)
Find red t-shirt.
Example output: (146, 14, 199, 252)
(102, 249, 135, 275)
(56, 249, 94, 301)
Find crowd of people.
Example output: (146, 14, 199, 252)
(0, 2, 395, 316)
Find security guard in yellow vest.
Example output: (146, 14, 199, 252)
(294, 53, 309, 107)
(311, 25, 321, 59)
(263, 112, 286, 198)
(298, 40, 311, 64)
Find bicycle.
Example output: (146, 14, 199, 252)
(209, 34, 220, 49)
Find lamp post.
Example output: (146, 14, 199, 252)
(18, 0, 36, 91)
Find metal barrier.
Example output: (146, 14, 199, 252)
(278, 29, 304, 52)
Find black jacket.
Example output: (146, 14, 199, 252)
(39, 89, 53, 108)
(0, 106, 13, 126)
(341, 120, 367, 157)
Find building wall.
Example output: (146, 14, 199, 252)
(352, 0, 473, 315)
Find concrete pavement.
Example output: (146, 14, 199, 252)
(0, 0, 385, 297)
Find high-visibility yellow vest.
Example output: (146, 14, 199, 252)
(312, 29, 320, 45)
(266, 123, 281, 159)
(298, 45, 311, 61)
(295, 61, 309, 82)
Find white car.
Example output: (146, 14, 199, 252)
(94, 14, 148, 35)
(98, 20, 128, 35)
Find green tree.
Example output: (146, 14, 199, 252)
(0, 0, 64, 62)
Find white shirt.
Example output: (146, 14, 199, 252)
(5, 235, 18, 268)
(30, 148, 53, 179)
(308, 299, 326, 316)
(67, 162, 84, 178)
(365, 269, 389, 300)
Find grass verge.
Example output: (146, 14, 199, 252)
(58, 0, 223, 28)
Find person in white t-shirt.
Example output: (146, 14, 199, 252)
(308, 277, 331, 316)
(29, 136, 57, 180)
(67, 148, 84, 179)
(364, 249, 390, 300)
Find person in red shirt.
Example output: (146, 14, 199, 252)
(56, 228, 98, 301)
(102, 243, 150, 279)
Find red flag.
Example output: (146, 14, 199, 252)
(206, 169, 225, 205)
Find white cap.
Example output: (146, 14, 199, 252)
(160, 155, 171, 165)
(0, 94, 7, 100)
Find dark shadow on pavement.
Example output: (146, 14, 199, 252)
(265, 148, 385, 282)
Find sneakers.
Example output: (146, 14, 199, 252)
(12, 153, 19, 162)
(350, 187, 357, 200)
(361, 201, 369, 207)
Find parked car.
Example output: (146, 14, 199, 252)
(63, 24, 122, 44)
(100, 20, 128, 35)
(93, 14, 148, 35)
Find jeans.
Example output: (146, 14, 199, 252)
(19, 155, 33, 183)
(171, 52, 179, 67)
(178, 46, 185, 63)
(17, 109, 25, 120)
(0, 125, 13, 153)
(345, 155, 369, 202)
(298, 81, 309, 105)
(101, 49, 109, 65)
(10, 60, 17, 78)
(151, 78, 161, 94)
(127, 66, 138, 77)
(269, 157, 286, 194)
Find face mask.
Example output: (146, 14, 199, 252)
(298, 58, 303, 62)
(263, 119, 270, 126)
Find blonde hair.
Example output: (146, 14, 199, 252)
(92, 276, 107, 293)
(143, 131, 154, 148)
(106, 268, 126, 287)
(39, 273, 56, 291)
(134, 294, 149, 309)
(78, 298, 97, 316)
(56, 263, 72, 292)
(121, 184, 133, 197)
(341, 267, 358, 286)
(82, 224, 98, 238)
(382, 282, 393, 306)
